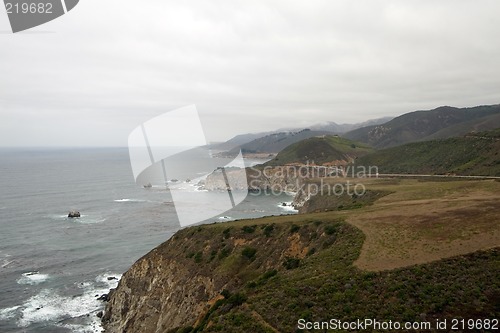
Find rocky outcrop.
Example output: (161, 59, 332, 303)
(203, 166, 307, 193)
(68, 211, 80, 218)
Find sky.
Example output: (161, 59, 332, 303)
(1, 0, 500, 146)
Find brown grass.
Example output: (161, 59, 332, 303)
(348, 179, 500, 271)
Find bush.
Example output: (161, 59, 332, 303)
(290, 224, 300, 233)
(242, 247, 257, 260)
(194, 252, 203, 263)
(324, 224, 338, 235)
(283, 257, 301, 270)
(222, 228, 231, 239)
(242, 225, 256, 233)
(228, 293, 247, 306)
(263, 224, 274, 237)
(218, 247, 231, 259)
(306, 247, 316, 256)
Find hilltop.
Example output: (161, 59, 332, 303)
(355, 129, 500, 176)
(343, 104, 500, 148)
(264, 135, 374, 166)
(230, 129, 334, 154)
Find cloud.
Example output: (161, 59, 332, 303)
(1, 0, 500, 146)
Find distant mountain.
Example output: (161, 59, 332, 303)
(354, 129, 500, 176)
(306, 117, 393, 133)
(211, 132, 273, 151)
(213, 117, 393, 153)
(231, 129, 335, 154)
(343, 105, 500, 148)
(264, 135, 374, 166)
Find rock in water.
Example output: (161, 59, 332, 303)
(68, 211, 81, 218)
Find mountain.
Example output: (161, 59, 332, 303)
(213, 117, 393, 153)
(354, 129, 500, 176)
(264, 135, 374, 166)
(230, 129, 334, 154)
(210, 132, 273, 151)
(305, 117, 393, 133)
(343, 105, 500, 148)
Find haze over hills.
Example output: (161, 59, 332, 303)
(229, 129, 334, 155)
(343, 104, 500, 148)
(211, 117, 393, 152)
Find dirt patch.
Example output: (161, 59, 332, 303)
(285, 233, 308, 259)
(233, 238, 251, 246)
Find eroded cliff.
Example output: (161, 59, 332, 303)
(102, 219, 341, 332)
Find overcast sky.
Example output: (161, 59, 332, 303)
(1, 0, 500, 146)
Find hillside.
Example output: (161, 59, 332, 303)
(343, 104, 500, 148)
(103, 179, 500, 332)
(229, 129, 334, 154)
(264, 135, 374, 166)
(355, 129, 500, 176)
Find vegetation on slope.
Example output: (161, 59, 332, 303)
(264, 135, 374, 166)
(343, 104, 500, 148)
(106, 179, 500, 333)
(170, 221, 499, 333)
(354, 129, 500, 176)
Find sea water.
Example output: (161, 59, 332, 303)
(0, 148, 295, 332)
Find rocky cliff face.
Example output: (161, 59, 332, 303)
(102, 221, 323, 333)
(203, 165, 309, 193)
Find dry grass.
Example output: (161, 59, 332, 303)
(347, 179, 500, 271)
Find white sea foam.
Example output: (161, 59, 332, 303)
(218, 216, 234, 221)
(17, 272, 50, 285)
(73, 215, 107, 224)
(2, 273, 121, 332)
(2, 259, 14, 268)
(0, 305, 20, 320)
(113, 198, 146, 203)
(278, 202, 298, 213)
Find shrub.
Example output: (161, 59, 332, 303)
(218, 247, 230, 259)
(324, 224, 338, 235)
(228, 293, 247, 306)
(290, 224, 300, 233)
(242, 225, 256, 233)
(306, 247, 316, 257)
(194, 252, 203, 263)
(222, 228, 231, 239)
(263, 224, 274, 237)
(283, 257, 301, 270)
(242, 247, 257, 260)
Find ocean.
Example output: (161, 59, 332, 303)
(0, 148, 296, 333)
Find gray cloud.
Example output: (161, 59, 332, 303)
(1, 0, 500, 146)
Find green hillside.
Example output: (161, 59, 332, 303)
(264, 135, 374, 166)
(355, 129, 500, 176)
(344, 104, 500, 148)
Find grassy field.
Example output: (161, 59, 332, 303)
(166, 178, 500, 332)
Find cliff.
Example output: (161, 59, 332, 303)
(102, 219, 344, 332)
(103, 179, 500, 332)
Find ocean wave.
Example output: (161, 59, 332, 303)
(278, 202, 298, 212)
(2, 259, 14, 268)
(17, 271, 50, 285)
(113, 198, 146, 203)
(2, 272, 121, 331)
(218, 216, 234, 221)
(0, 305, 21, 320)
(47, 214, 106, 224)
